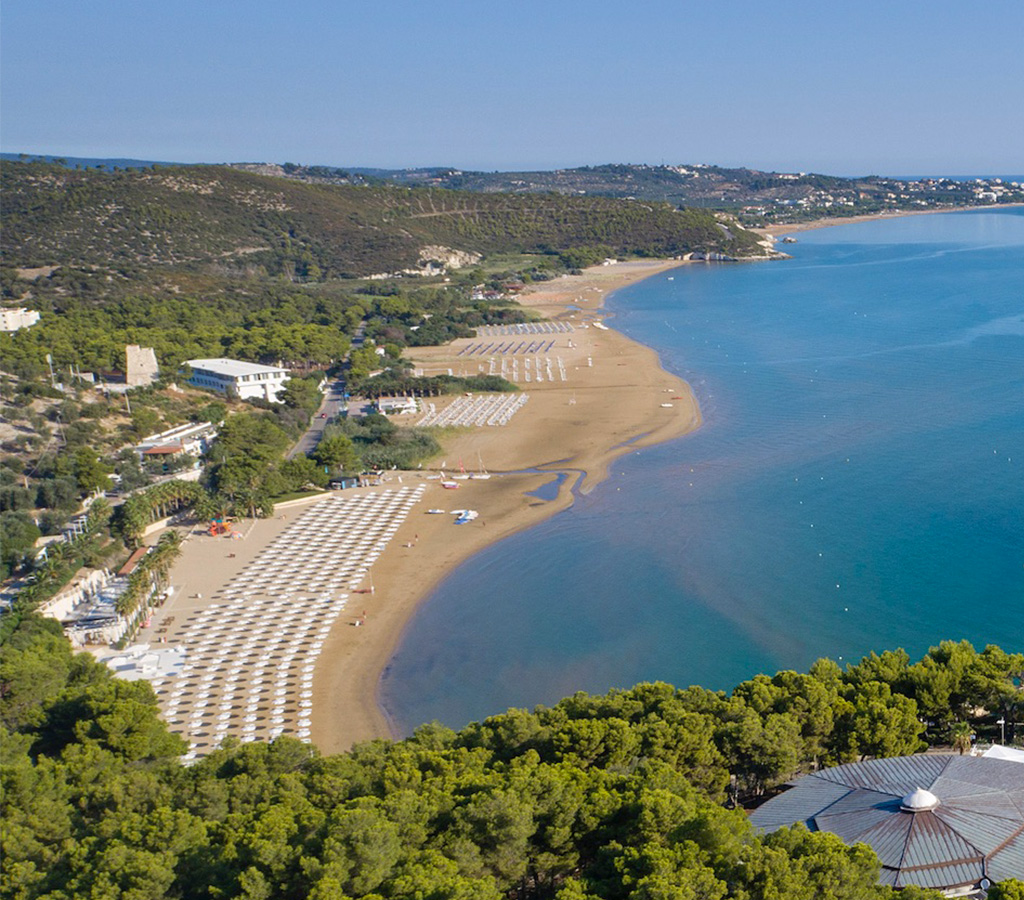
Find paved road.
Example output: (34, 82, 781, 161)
(286, 379, 349, 460)
(287, 321, 366, 460)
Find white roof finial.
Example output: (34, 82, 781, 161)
(901, 788, 940, 812)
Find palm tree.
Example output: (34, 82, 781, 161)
(121, 481, 206, 547)
(121, 498, 152, 548)
(156, 528, 183, 555)
(85, 497, 112, 533)
(114, 577, 146, 618)
(148, 531, 183, 589)
(192, 492, 221, 524)
(949, 720, 973, 755)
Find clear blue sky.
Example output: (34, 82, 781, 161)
(3, 0, 1022, 176)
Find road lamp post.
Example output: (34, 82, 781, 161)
(996, 717, 1006, 745)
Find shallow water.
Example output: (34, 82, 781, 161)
(381, 208, 1024, 734)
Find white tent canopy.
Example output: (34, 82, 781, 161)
(982, 743, 1024, 763)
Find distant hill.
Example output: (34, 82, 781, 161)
(354, 162, 857, 204)
(232, 160, 863, 206)
(7, 156, 1017, 226)
(256, 162, 1023, 223)
(1, 152, 185, 171)
(1, 161, 770, 281)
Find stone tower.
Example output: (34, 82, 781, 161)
(125, 345, 159, 386)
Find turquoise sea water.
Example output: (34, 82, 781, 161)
(381, 208, 1024, 734)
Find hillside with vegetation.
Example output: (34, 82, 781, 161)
(0, 158, 771, 574)
(1, 160, 769, 283)
(8, 156, 1020, 238)
(2, 622, 1022, 899)
(268, 161, 1024, 225)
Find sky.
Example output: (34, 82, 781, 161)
(3, 0, 1022, 176)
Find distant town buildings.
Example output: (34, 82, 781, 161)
(184, 358, 290, 402)
(739, 175, 1021, 225)
(0, 307, 41, 332)
(471, 288, 505, 301)
(125, 344, 159, 386)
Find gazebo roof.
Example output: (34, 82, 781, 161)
(749, 755, 1024, 890)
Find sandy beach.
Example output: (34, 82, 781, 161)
(154, 259, 702, 753)
(314, 260, 702, 750)
(151, 204, 1018, 754)
(312, 205, 1023, 750)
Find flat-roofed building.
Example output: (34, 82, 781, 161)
(0, 307, 41, 332)
(376, 396, 419, 416)
(134, 421, 218, 459)
(184, 358, 290, 402)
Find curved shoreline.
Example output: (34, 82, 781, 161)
(313, 259, 703, 750)
(154, 206, 1022, 755)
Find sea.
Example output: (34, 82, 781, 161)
(380, 207, 1024, 734)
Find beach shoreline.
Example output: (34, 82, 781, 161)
(152, 258, 703, 753)
(313, 258, 704, 750)
(152, 204, 1019, 755)
(756, 201, 1024, 237)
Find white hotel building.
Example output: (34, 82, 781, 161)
(0, 308, 41, 332)
(184, 358, 290, 402)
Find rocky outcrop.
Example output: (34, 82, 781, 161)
(228, 163, 287, 178)
(416, 245, 482, 272)
(368, 245, 483, 279)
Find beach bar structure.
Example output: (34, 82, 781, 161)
(374, 396, 418, 416)
(134, 421, 218, 461)
(184, 358, 290, 402)
(749, 755, 1024, 893)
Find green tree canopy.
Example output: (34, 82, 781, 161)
(312, 434, 361, 474)
(0, 618, 1009, 900)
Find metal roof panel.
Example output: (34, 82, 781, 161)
(748, 778, 850, 830)
(815, 787, 898, 816)
(944, 756, 1024, 791)
(814, 755, 951, 795)
(944, 789, 1024, 821)
(852, 816, 913, 868)
(903, 812, 982, 867)
(934, 806, 1023, 855)
(1008, 791, 1024, 818)
(816, 806, 894, 843)
(988, 829, 1024, 882)
(931, 775, 1002, 799)
(896, 861, 984, 890)
(877, 866, 898, 886)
